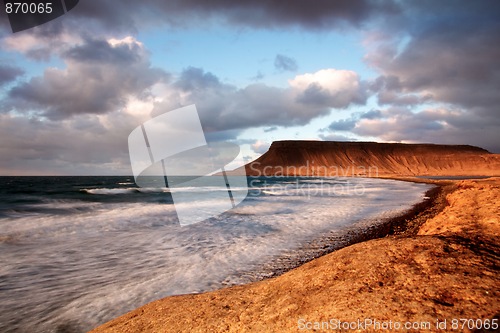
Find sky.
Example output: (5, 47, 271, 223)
(0, 0, 499, 175)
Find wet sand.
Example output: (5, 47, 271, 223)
(89, 177, 499, 333)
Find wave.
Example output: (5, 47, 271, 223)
(82, 188, 141, 195)
(0, 202, 179, 241)
(81, 186, 248, 195)
(81, 187, 172, 195)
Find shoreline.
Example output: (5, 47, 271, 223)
(90, 177, 499, 333)
(235, 180, 444, 282)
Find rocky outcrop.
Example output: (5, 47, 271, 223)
(243, 141, 500, 177)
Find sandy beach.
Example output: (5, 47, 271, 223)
(89, 177, 499, 333)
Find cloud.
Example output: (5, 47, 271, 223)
(251, 140, 270, 154)
(250, 71, 264, 81)
(152, 67, 367, 135)
(274, 54, 298, 72)
(328, 119, 356, 131)
(170, 0, 400, 30)
(0, 110, 143, 175)
(1, 20, 82, 60)
(47, 0, 402, 32)
(2, 0, 499, 174)
(2, 44, 369, 173)
(359, 109, 382, 119)
(365, 2, 500, 109)
(355, 1, 500, 151)
(369, 75, 433, 106)
(290, 69, 368, 108)
(319, 133, 358, 142)
(173, 67, 221, 91)
(4, 36, 167, 119)
(0, 0, 401, 58)
(343, 107, 500, 153)
(0, 65, 23, 86)
(263, 126, 277, 132)
(0, 60, 165, 175)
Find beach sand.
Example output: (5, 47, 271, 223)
(89, 178, 499, 333)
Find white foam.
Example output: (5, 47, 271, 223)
(0, 202, 178, 240)
(82, 188, 139, 195)
(82, 187, 172, 194)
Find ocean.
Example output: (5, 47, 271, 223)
(0, 176, 432, 333)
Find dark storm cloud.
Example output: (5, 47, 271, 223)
(356, 1, 500, 151)
(0, 0, 401, 65)
(5, 37, 167, 119)
(0, 65, 23, 86)
(0, 0, 401, 45)
(274, 54, 298, 72)
(72, 0, 400, 32)
(367, 1, 500, 111)
(189, 0, 400, 29)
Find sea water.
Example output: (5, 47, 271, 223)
(0, 176, 432, 333)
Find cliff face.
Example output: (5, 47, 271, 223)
(244, 141, 500, 177)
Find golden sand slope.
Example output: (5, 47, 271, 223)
(90, 179, 499, 333)
(418, 178, 499, 237)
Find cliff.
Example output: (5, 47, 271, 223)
(243, 141, 500, 177)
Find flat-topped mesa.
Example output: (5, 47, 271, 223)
(243, 141, 500, 177)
